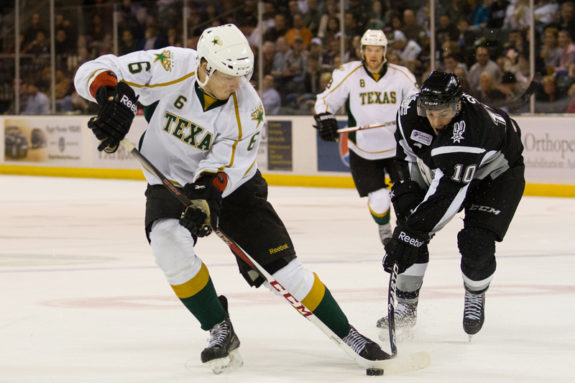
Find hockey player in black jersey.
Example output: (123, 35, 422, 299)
(377, 71, 525, 337)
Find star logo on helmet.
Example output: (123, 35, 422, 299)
(211, 36, 222, 46)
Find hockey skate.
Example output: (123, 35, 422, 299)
(376, 300, 418, 329)
(378, 223, 393, 245)
(342, 326, 391, 361)
(201, 296, 243, 374)
(463, 288, 485, 339)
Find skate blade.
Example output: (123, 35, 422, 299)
(206, 349, 244, 375)
(371, 351, 431, 375)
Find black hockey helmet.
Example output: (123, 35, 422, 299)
(417, 71, 462, 117)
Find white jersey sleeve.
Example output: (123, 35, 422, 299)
(314, 62, 362, 115)
(74, 47, 197, 106)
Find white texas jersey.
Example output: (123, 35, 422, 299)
(75, 47, 264, 197)
(314, 61, 418, 160)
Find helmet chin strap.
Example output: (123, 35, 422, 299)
(197, 61, 212, 88)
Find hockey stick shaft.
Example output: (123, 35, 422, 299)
(337, 121, 396, 134)
(387, 263, 399, 357)
(119, 139, 387, 369)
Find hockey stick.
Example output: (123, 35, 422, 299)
(337, 121, 396, 134)
(120, 139, 430, 374)
(387, 263, 399, 357)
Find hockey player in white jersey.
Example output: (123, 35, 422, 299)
(74, 24, 390, 374)
(314, 29, 418, 246)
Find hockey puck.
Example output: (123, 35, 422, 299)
(366, 368, 384, 376)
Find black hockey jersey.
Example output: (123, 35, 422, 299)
(395, 93, 524, 234)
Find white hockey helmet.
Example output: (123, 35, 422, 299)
(361, 29, 388, 49)
(196, 24, 254, 87)
(360, 29, 387, 64)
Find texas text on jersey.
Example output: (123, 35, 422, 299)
(395, 92, 525, 235)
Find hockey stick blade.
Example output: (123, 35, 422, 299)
(337, 121, 396, 134)
(121, 139, 430, 374)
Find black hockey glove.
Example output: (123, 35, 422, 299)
(179, 172, 228, 237)
(313, 113, 339, 142)
(88, 81, 138, 153)
(383, 225, 429, 274)
(391, 180, 426, 225)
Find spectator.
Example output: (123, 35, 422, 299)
(498, 71, 529, 113)
(556, 29, 575, 73)
(264, 13, 288, 42)
(388, 30, 422, 64)
(472, 0, 492, 29)
(402, 9, 425, 41)
(540, 27, 562, 73)
(488, 0, 509, 28)
(319, 16, 340, 45)
(271, 36, 291, 89)
(558, 2, 575, 39)
(55, 28, 75, 55)
(534, 0, 559, 26)
(285, 12, 313, 48)
(443, 53, 469, 74)
(262, 74, 281, 115)
(303, 0, 322, 35)
(166, 27, 182, 47)
(456, 17, 477, 67)
(22, 83, 50, 115)
(317, 0, 338, 41)
(296, 54, 323, 110)
(23, 12, 47, 48)
(503, 0, 531, 30)
(284, 36, 309, 95)
(119, 29, 138, 54)
(536, 74, 561, 102)
(436, 14, 459, 50)
(477, 71, 506, 104)
(139, 24, 167, 50)
(262, 2, 277, 31)
(309, 37, 330, 72)
(467, 45, 501, 94)
(344, 11, 362, 38)
(365, 1, 385, 30)
(22, 30, 50, 55)
(261, 41, 276, 75)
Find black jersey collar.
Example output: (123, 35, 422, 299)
(194, 81, 229, 111)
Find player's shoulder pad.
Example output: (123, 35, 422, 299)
(234, 78, 265, 131)
(387, 63, 417, 82)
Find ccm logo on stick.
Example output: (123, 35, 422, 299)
(270, 281, 312, 317)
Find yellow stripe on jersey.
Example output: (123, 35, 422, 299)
(170, 262, 210, 299)
(244, 159, 256, 176)
(301, 273, 326, 312)
(222, 93, 243, 171)
(124, 71, 196, 88)
(388, 64, 416, 82)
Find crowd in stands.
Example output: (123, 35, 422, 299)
(2, 0, 575, 115)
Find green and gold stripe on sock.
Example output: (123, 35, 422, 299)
(369, 205, 391, 225)
(171, 262, 226, 330)
(303, 273, 350, 338)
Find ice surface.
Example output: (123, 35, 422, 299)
(1, 175, 574, 382)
